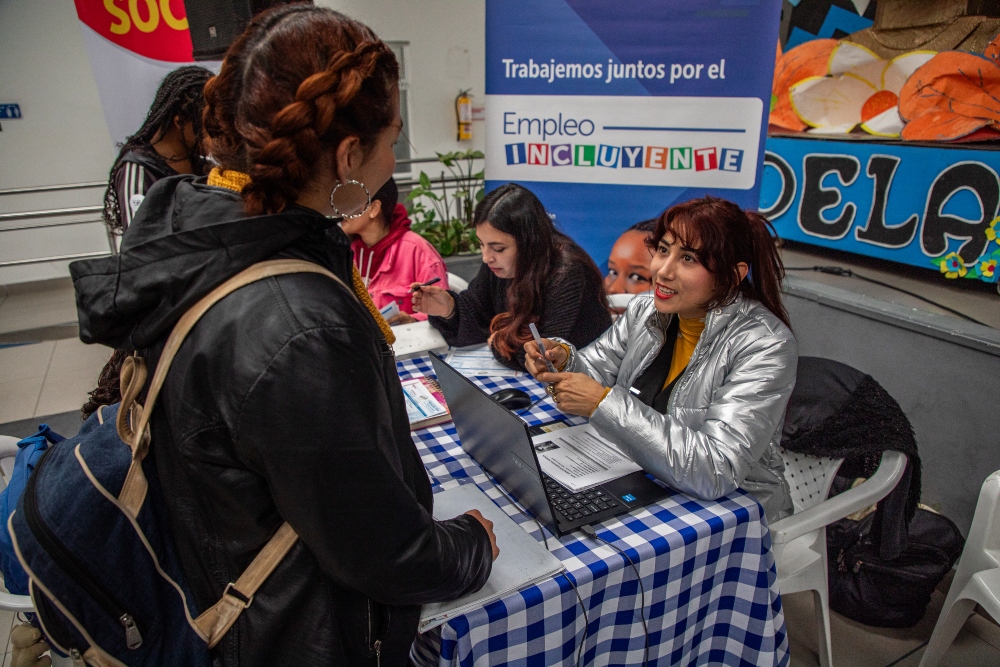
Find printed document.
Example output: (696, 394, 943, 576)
(530, 423, 641, 492)
(445, 345, 523, 378)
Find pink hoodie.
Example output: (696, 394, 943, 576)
(353, 205, 449, 321)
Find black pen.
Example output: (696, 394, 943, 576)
(409, 276, 441, 293)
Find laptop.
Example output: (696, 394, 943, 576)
(430, 354, 670, 536)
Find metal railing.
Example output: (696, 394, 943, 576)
(0, 251, 111, 269)
(0, 181, 105, 196)
(0, 206, 104, 223)
(0, 154, 486, 269)
(0, 181, 112, 266)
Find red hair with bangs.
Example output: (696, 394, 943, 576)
(645, 196, 790, 328)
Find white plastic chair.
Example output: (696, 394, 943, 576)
(918, 471, 1000, 667)
(0, 435, 36, 613)
(0, 435, 20, 483)
(447, 272, 469, 292)
(770, 448, 908, 667)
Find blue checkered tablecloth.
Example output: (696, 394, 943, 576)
(400, 354, 789, 667)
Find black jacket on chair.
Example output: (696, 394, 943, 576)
(71, 176, 493, 667)
(781, 356, 921, 559)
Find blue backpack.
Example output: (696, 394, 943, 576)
(8, 261, 345, 666)
(0, 424, 66, 595)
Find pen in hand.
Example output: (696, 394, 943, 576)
(409, 276, 442, 293)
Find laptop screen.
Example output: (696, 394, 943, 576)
(429, 355, 556, 529)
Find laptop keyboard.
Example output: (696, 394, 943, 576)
(543, 475, 620, 523)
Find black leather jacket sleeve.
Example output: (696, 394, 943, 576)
(233, 322, 493, 607)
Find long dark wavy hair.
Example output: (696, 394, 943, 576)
(477, 184, 608, 358)
(102, 65, 213, 235)
(646, 196, 790, 328)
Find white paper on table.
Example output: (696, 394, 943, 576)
(530, 423, 641, 493)
(419, 483, 563, 632)
(391, 320, 448, 358)
(444, 345, 523, 378)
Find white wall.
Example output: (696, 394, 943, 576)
(321, 0, 486, 159)
(0, 0, 486, 286)
(0, 1, 114, 285)
(0, 1, 115, 191)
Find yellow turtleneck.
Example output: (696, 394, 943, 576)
(664, 316, 705, 389)
(206, 167, 395, 346)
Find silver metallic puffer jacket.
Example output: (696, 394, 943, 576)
(559, 294, 797, 522)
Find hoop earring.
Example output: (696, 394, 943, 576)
(328, 179, 372, 220)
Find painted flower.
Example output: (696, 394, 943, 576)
(770, 39, 838, 132)
(899, 52, 1000, 142)
(939, 252, 968, 279)
(789, 42, 936, 137)
(981, 259, 998, 279)
(987, 216, 1000, 243)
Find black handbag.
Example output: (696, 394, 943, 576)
(827, 508, 965, 628)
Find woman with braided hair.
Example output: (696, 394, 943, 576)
(102, 65, 213, 239)
(71, 5, 495, 666)
(82, 66, 213, 420)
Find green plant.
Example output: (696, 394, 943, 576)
(406, 149, 485, 256)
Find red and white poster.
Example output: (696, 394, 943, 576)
(74, 0, 218, 145)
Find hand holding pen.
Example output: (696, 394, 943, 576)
(409, 277, 441, 293)
(410, 277, 455, 318)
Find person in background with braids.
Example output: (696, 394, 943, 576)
(70, 5, 496, 666)
(82, 66, 213, 420)
(102, 65, 213, 240)
(525, 196, 797, 522)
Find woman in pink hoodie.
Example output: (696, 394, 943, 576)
(343, 177, 449, 324)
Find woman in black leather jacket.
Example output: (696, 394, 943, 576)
(71, 6, 495, 666)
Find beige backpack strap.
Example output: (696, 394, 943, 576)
(117, 259, 354, 516)
(193, 522, 299, 647)
(109, 259, 357, 648)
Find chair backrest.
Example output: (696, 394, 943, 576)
(447, 272, 469, 292)
(0, 435, 21, 491)
(779, 448, 844, 515)
(962, 470, 1000, 573)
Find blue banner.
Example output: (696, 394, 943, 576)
(762, 136, 1000, 284)
(485, 0, 783, 269)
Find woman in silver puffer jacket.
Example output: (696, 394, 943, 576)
(526, 197, 796, 522)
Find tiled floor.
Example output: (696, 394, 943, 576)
(0, 610, 15, 667)
(0, 278, 78, 340)
(0, 338, 111, 425)
(784, 575, 1000, 666)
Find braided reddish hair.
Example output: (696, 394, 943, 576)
(202, 4, 398, 215)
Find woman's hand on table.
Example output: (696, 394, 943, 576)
(537, 371, 608, 417)
(464, 509, 500, 560)
(522, 338, 568, 378)
(411, 284, 455, 318)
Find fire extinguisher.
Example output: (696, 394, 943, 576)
(456, 89, 472, 141)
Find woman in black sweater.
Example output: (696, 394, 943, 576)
(414, 183, 611, 370)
